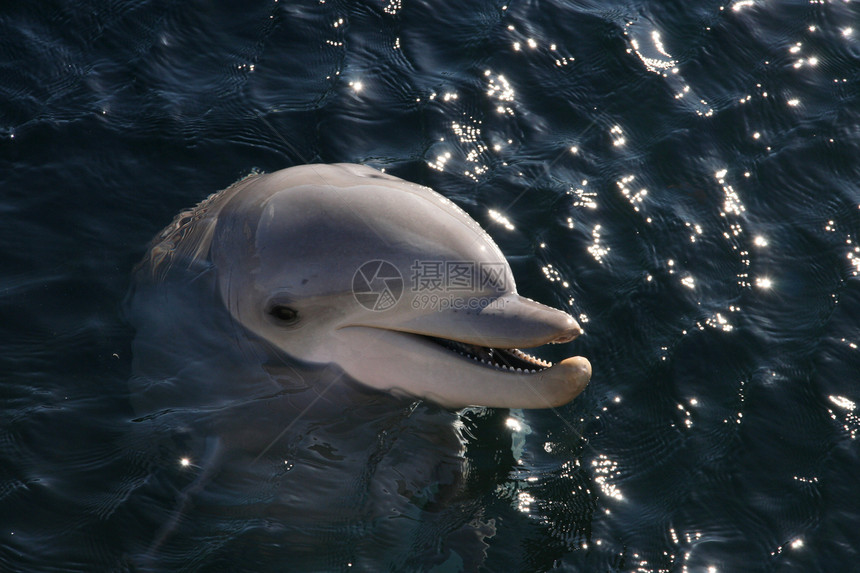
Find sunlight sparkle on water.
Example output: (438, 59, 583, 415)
(383, 0, 402, 15)
(705, 313, 733, 332)
(593, 455, 623, 500)
(829, 395, 856, 411)
(485, 71, 515, 115)
(848, 246, 860, 276)
(627, 28, 676, 73)
(587, 225, 610, 263)
(623, 21, 712, 115)
(542, 264, 570, 288)
(722, 185, 746, 216)
(427, 151, 451, 172)
(516, 491, 535, 513)
(651, 31, 671, 57)
(828, 394, 859, 439)
(617, 175, 647, 211)
(610, 125, 626, 146)
(488, 209, 515, 230)
(756, 277, 773, 289)
(570, 180, 597, 209)
(686, 221, 703, 242)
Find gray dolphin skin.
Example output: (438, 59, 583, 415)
(141, 163, 591, 409)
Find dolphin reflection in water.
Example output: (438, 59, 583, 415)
(127, 164, 591, 569)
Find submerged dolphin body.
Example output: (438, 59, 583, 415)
(137, 163, 590, 409)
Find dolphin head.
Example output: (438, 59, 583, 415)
(166, 164, 590, 409)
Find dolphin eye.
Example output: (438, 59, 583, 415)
(268, 304, 299, 325)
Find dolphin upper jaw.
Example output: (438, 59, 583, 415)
(342, 292, 583, 348)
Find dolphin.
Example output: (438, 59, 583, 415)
(138, 163, 591, 409)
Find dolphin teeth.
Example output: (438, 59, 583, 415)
(422, 335, 553, 373)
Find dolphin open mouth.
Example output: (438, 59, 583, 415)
(336, 291, 590, 407)
(423, 336, 552, 374)
(332, 325, 591, 408)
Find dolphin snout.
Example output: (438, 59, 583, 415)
(377, 292, 584, 349)
(551, 321, 583, 344)
(482, 293, 584, 348)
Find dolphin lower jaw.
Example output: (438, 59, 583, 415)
(330, 327, 591, 409)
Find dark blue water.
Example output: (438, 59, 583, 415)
(2, 0, 859, 571)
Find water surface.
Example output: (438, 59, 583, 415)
(1, 0, 859, 571)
